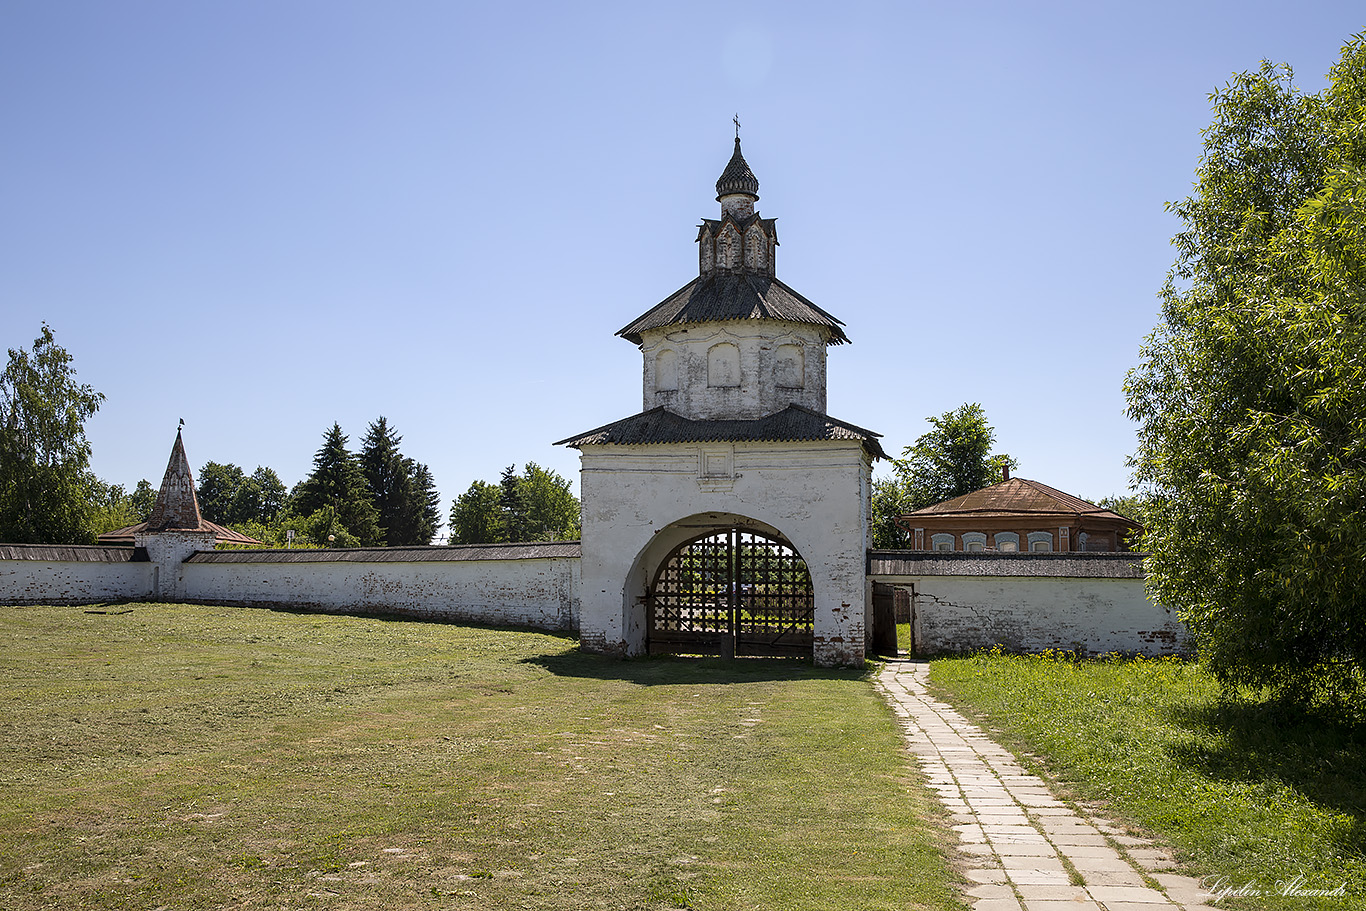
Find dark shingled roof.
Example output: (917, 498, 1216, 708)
(186, 542, 582, 564)
(617, 273, 848, 346)
(716, 137, 759, 199)
(556, 404, 886, 458)
(0, 543, 149, 562)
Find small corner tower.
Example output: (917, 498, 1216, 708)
(133, 427, 219, 599)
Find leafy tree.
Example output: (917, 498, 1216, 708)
(130, 479, 156, 522)
(871, 404, 1016, 548)
(197, 462, 287, 526)
(1125, 38, 1366, 704)
(0, 324, 105, 543)
(292, 423, 382, 546)
(449, 480, 503, 544)
(871, 475, 918, 549)
(196, 461, 246, 524)
(517, 462, 580, 542)
(1095, 495, 1152, 531)
(236, 466, 288, 525)
(448, 464, 579, 545)
(87, 480, 141, 536)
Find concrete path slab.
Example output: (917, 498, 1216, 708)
(878, 658, 1216, 911)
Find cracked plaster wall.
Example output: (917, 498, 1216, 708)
(878, 573, 1186, 656)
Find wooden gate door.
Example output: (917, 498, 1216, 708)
(647, 527, 814, 657)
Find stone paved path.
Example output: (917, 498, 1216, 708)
(877, 658, 1221, 911)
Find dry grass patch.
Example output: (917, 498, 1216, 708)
(0, 604, 964, 910)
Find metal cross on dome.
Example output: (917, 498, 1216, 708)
(733, 114, 741, 139)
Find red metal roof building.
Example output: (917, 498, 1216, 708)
(896, 475, 1141, 553)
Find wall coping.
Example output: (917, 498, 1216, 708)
(868, 549, 1146, 579)
(186, 542, 583, 564)
(0, 543, 148, 563)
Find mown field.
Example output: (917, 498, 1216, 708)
(930, 651, 1365, 911)
(0, 604, 965, 911)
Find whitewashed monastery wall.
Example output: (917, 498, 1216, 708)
(182, 548, 580, 630)
(0, 546, 154, 604)
(0, 544, 580, 632)
(870, 552, 1186, 656)
(1, 545, 1187, 658)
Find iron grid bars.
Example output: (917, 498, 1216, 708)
(647, 526, 814, 657)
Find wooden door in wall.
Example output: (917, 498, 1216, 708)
(647, 527, 814, 657)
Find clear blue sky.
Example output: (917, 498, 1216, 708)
(4, 2, 1362, 536)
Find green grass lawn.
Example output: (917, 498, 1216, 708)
(928, 650, 1365, 911)
(0, 604, 965, 911)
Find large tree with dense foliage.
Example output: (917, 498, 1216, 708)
(449, 464, 579, 545)
(197, 462, 288, 527)
(872, 404, 1015, 548)
(1125, 38, 1366, 703)
(0, 325, 105, 543)
(292, 423, 382, 546)
(449, 480, 504, 545)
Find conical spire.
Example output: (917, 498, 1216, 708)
(715, 137, 760, 200)
(144, 429, 204, 531)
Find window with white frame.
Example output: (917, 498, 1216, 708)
(994, 532, 1019, 552)
(962, 532, 987, 552)
(1027, 531, 1053, 552)
(930, 533, 955, 552)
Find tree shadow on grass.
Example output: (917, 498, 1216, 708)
(1164, 697, 1366, 857)
(523, 649, 866, 686)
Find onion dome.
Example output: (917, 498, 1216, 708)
(715, 137, 759, 200)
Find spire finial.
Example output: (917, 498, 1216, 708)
(733, 113, 741, 140)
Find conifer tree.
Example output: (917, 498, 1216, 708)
(359, 416, 407, 545)
(404, 460, 441, 545)
(498, 464, 528, 543)
(293, 423, 382, 546)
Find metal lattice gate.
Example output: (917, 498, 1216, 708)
(647, 527, 814, 657)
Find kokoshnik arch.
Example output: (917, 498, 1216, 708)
(558, 137, 887, 667)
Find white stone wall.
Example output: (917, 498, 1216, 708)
(0, 559, 154, 604)
(137, 530, 218, 601)
(577, 439, 872, 665)
(180, 556, 580, 630)
(638, 321, 828, 419)
(876, 573, 1186, 656)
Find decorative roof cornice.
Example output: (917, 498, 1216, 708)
(556, 403, 885, 459)
(617, 273, 848, 346)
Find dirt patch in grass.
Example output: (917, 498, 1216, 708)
(0, 604, 964, 911)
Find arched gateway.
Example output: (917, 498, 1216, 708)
(648, 526, 814, 657)
(558, 136, 885, 667)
